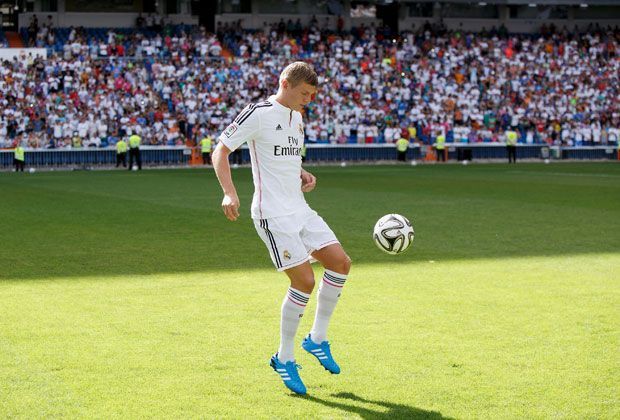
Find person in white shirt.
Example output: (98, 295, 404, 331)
(212, 62, 351, 396)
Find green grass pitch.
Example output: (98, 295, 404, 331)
(1, 163, 618, 418)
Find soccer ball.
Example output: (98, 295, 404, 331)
(28, 168, 36, 173)
(373, 214, 415, 255)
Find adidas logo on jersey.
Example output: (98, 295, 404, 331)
(276, 124, 283, 131)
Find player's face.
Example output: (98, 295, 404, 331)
(285, 81, 317, 112)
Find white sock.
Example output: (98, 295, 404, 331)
(277, 287, 310, 363)
(309, 269, 347, 344)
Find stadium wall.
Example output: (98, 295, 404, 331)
(2, 145, 617, 170)
(0, 47, 47, 60)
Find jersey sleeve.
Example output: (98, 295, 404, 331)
(218, 103, 260, 151)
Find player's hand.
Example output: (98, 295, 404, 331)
(221, 194, 240, 221)
(301, 169, 316, 193)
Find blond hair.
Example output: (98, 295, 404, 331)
(279, 61, 318, 88)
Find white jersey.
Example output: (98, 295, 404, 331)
(219, 95, 307, 219)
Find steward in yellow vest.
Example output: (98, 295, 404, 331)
(506, 130, 518, 164)
(14, 145, 25, 172)
(435, 134, 446, 162)
(396, 137, 409, 162)
(128, 134, 142, 171)
(116, 139, 127, 168)
(200, 136, 213, 165)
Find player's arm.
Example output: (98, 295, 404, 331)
(213, 104, 259, 220)
(300, 167, 316, 193)
(212, 142, 240, 221)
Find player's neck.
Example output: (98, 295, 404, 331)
(274, 93, 296, 112)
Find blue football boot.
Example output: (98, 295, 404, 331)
(302, 335, 341, 374)
(269, 353, 307, 395)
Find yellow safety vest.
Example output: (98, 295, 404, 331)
(116, 140, 127, 154)
(200, 137, 212, 153)
(436, 135, 446, 150)
(14, 146, 25, 161)
(129, 135, 141, 148)
(396, 138, 409, 152)
(506, 131, 518, 146)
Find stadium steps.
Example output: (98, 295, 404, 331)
(221, 47, 233, 59)
(6, 32, 24, 48)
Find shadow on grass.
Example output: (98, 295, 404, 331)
(1, 165, 619, 280)
(296, 392, 452, 419)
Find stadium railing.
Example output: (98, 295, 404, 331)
(1, 144, 617, 169)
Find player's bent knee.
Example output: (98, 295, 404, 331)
(331, 254, 351, 275)
(294, 276, 315, 293)
(341, 254, 352, 274)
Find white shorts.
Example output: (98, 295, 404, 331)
(253, 207, 339, 271)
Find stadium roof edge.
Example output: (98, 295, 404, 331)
(394, 0, 618, 5)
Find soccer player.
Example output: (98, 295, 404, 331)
(212, 62, 351, 395)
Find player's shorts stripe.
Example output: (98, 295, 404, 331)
(259, 219, 276, 266)
(238, 103, 273, 126)
(261, 219, 282, 268)
(234, 103, 256, 123)
(264, 219, 282, 268)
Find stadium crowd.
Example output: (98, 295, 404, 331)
(1, 17, 618, 149)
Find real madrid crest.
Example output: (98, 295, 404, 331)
(283, 250, 291, 260)
(298, 123, 304, 137)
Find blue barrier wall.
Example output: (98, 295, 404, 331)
(1, 144, 617, 168)
(446, 144, 548, 160)
(1, 147, 190, 168)
(561, 147, 617, 160)
(305, 145, 421, 162)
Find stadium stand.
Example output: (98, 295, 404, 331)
(0, 15, 618, 152)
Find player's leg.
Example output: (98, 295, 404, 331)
(308, 243, 351, 343)
(278, 261, 314, 362)
(254, 217, 311, 394)
(136, 150, 142, 170)
(298, 209, 351, 374)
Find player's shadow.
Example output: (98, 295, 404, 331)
(298, 391, 453, 419)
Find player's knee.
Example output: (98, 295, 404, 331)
(336, 254, 352, 275)
(296, 276, 315, 293)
